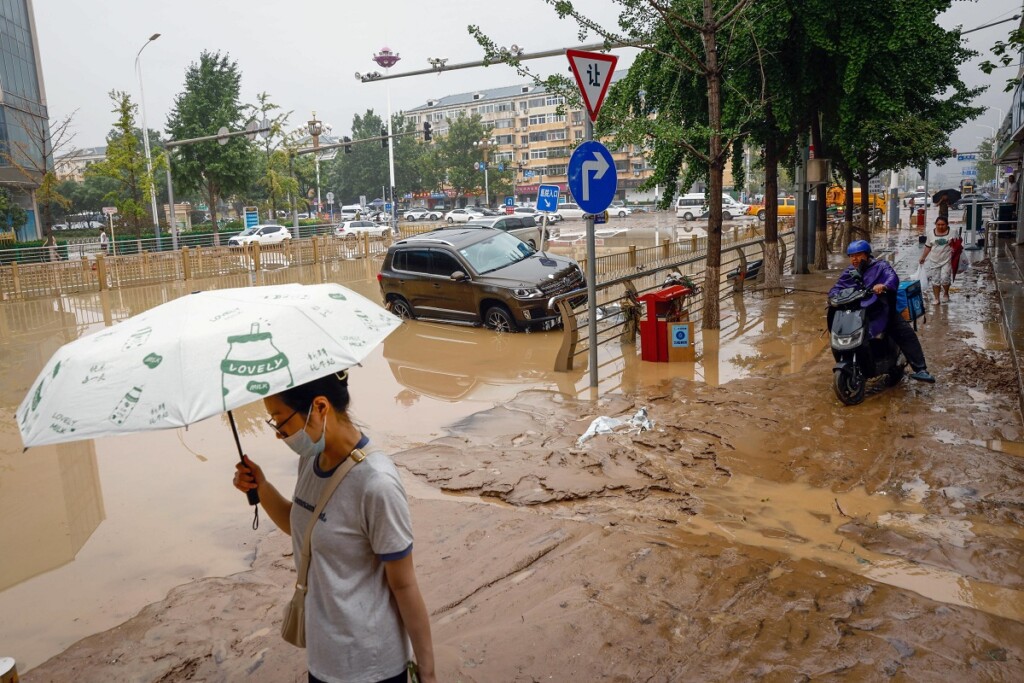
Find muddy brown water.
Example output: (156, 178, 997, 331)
(3, 230, 1024, 680)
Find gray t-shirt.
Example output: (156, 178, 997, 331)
(290, 443, 413, 683)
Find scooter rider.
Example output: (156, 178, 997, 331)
(829, 240, 935, 383)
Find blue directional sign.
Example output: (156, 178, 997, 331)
(504, 197, 515, 207)
(670, 323, 690, 348)
(498, 163, 505, 172)
(244, 206, 259, 229)
(523, 170, 535, 179)
(385, 202, 392, 211)
(537, 184, 561, 212)
(568, 141, 617, 215)
(957, 153, 976, 162)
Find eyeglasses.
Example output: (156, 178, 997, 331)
(265, 409, 299, 437)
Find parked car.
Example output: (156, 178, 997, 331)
(553, 202, 586, 220)
(227, 224, 292, 246)
(952, 193, 994, 209)
(444, 208, 484, 223)
(752, 196, 797, 221)
(378, 227, 585, 332)
(404, 209, 431, 221)
(462, 215, 543, 249)
(513, 206, 562, 222)
(334, 220, 394, 241)
(903, 192, 930, 208)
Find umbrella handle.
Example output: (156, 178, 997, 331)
(228, 410, 261, 508)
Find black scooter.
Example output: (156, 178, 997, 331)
(828, 276, 906, 405)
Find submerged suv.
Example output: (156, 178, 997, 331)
(378, 227, 585, 332)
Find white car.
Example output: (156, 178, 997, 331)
(610, 206, 632, 217)
(553, 202, 586, 220)
(513, 206, 562, 223)
(404, 209, 438, 221)
(444, 208, 477, 223)
(227, 224, 292, 246)
(334, 220, 394, 241)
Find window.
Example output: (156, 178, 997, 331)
(571, 112, 584, 125)
(520, 135, 529, 145)
(530, 149, 548, 160)
(574, 130, 583, 140)
(529, 114, 547, 126)
(547, 130, 566, 141)
(545, 96, 565, 107)
(429, 251, 463, 277)
(547, 165, 566, 176)
(493, 151, 514, 162)
(477, 103, 496, 113)
(528, 97, 547, 108)
(396, 249, 432, 274)
(494, 135, 514, 145)
(494, 118, 515, 129)
(529, 132, 547, 143)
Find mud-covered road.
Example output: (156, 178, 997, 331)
(22, 247, 1024, 681)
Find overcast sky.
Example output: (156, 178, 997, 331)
(34, 0, 1020, 169)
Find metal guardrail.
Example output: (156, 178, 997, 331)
(549, 230, 797, 372)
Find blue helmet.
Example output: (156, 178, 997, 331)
(846, 240, 872, 256)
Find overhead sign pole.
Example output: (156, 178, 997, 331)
(567, 49, 618, 389)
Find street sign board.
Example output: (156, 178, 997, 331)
(385, 203, 392, 211)
(594, 210, 608, 225)
(245, 120, 259, 141)
(957, 153, 976, 162)
(566, 49, 619, 122)
(504, 197, 514, 207)
(359, 195, 367, 207)
(474, 162, 480, 171)
(102, 206, 118, 216)
(217, 126, 230, 145)
(243, 206, 260, 229)
(537, 184, 561, 212)
(523, 170, 534, 179)
(567, 141, 618, 214)
(962, 168, 978, 176)
(326, 192, 335, 203)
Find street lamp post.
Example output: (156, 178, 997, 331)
(473, 138, 496, 207)
(308, 112, 323, 219)
(135, 32, 162, 249)
(372, 47, 401, 229)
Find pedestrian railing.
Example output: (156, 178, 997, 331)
(549, 230, 796, 372)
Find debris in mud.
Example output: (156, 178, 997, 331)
(956, 343, 1017, 394)
(575, 407, 653, 447)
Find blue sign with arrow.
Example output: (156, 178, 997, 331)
(537, 184, 561, 212)
(568, 141, 617, 215)
(504, 197, 515, 207)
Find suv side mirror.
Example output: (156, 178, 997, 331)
(450, 270, 468, 282)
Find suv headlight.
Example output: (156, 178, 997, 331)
(512, 286, 545, 299)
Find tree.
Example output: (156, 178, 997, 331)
(976, 137, 995, 185)
(0, 108, 77, 234)
(165, 51, 258, 243)
(85, 91, 158, 238)
(0, 187, 27, 235)
(435, 113, 491, 205)
(245, 91, 295, 218)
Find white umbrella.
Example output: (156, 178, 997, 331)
(17, 283, 401, 449)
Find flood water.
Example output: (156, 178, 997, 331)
(3, 224, 1023, 676)
(0, 258, 820, 670)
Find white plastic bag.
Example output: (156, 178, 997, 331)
(912, 263, 929, 290)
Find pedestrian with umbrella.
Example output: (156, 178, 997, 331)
(17, 282, 435, 682)
(919, 216, 955, 304)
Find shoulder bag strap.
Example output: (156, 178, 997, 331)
(294, 447, 367, 592)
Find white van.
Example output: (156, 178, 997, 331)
(675, 193, 706, 220)
(339, 204, 364, 220)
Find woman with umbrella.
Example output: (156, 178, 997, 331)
(234, 370, 436, 683)
(919, 216, 955, 304)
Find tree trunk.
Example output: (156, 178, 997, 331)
(208, 180, 220, 247)
(844, 170, 854, 248)
(762, 133, 781, 294)
(701, 2, 722, 330)
(811, 114, 827, 269)
(858, 166, 870, 239)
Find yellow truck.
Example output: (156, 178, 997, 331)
(826, 186, 886, 216)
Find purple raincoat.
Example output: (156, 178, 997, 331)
(829, 258, 899, 338)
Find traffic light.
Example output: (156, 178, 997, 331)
(951, 148, 958, 157)
(343, 136, 352, 154)
(380, 126, 388, 149)
(423, 121, 432, 142)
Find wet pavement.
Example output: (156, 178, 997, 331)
(2, 221, 1024, 680)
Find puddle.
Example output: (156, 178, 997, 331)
(678, 473, 1024, 624)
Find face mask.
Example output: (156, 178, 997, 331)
(283, 404, 326, 459)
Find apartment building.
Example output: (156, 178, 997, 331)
(54, 146, 107, 182)
(404, 76, 658, 206)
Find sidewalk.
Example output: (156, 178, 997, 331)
(991, 236, 1024, 413)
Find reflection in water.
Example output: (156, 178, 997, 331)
(0, 438, 104, 591)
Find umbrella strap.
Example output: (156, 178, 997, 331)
(252, 506, 259, 531)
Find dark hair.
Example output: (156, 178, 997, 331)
(935, 216, 948, 225)
(278, 371, 350, 414)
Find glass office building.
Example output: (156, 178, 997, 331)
(0, 0, 48, 241)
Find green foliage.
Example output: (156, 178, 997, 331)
(84, 91, 156, 238)
(980, 23, 1024, 92)
(0, 186, 27, 233)
(976, 137, 996, 184)
(165, 51, 259, 230)
(435, 113, 491, 201)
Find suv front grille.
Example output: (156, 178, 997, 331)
(540, 268, 584, 297)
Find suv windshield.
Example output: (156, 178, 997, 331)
(458, 231, 534, 274)
(237, 227, 258, 236)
